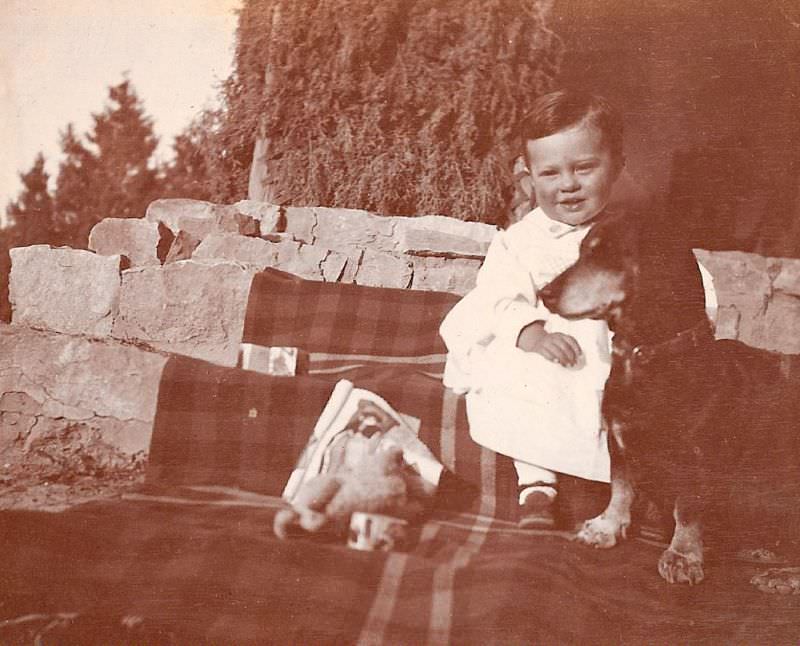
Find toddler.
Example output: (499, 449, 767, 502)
(439, 89, 625, 528)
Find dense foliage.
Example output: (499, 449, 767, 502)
(51, 80, 162, 247)
(213, 0, 563, 223)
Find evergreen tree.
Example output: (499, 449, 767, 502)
(54, 79, 161, 247)
(160, 109, 216, 201)
(6, 152, 54, 246)
(211, 0, 563, 223)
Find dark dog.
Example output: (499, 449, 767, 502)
(539, 208, 800, 587)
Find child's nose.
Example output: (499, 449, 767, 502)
(558, 171, 580, 192)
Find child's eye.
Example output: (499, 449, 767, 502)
(576, 164, 597, 174)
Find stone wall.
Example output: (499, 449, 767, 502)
(10, 199, 496, 367)
(695, 250, 800, 354)
(3, 198, 800, 467)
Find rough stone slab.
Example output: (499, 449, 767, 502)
(398, 215, 497, 258)
(88, 217, 172, 267)
(773, 258, 800, 296)
(354, 249, 412, 289)
(146, 198, 260, 239)
(410, 256, 483, 295)
(232, 200, 281, 234)
(321, 249, 349, 282)
(762, 293, 800, 353)
(113, 260, 256, 366)
(278, 243, 328, 281)
(164, 230, 202, 264)
(339, 251, 363, 284)
(714, 305, 740, 340)
(313, 207, 397, 253)
(699, 250, 772, 302)
(145, 198, 217, 229)
(283, 206, 317, 243)
(735, 305, 768, 350)
(0, 323, 167, 455)
(194, 232, 300, 271)
(10, 245, 122, 337)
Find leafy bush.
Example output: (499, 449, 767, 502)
(212, 0, 562, 224)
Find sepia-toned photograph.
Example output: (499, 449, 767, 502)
(2, 0, 799, 642)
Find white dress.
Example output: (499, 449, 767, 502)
(439, 208, 612, 482)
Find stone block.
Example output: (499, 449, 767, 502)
(313, 207, 396, 253)
(339, 251, 363, 284)
(232, 200, 282, 234)
(194, 232, 301, 270)
(773, 258, 800, 296)
(279, 243, 328, 281)
(145, 198, 217, 230)
(284, 206, 317, 243)
(321, 249, 349, 282)
(398, 215, 497, 258)
(88, 217, 172, 266)
(410, 256, 483, 295)
(10, 245, 122, 337)
(146, 198, 260, 239)
(113, 260, 256, 366)
(761, 293, 800, 353)
(164, 230, 202, 264)
(713, 305, 740, 340)
(354, 249, 412, 289)
(735, 305, 768, 351)
(0, 323, 167, 455)
(699, 250, 771, 303)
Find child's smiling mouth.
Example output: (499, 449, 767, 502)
(559, 198, 586, 210)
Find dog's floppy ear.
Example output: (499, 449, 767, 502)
(595, 207, 646, 265)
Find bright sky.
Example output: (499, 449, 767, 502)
(0, 0, 241, 222)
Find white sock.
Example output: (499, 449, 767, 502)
(514, 461, 557, 504)
(518, 484, 557, 505)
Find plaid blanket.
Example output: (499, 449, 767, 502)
(3, 495, 799, 644)
(150, 268, 521, 519)
(147, 354, 519, 521)
(241, 268, 458, 375)
(7, 269, 800, 643)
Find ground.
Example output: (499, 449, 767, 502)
(0, 442, 145, 512)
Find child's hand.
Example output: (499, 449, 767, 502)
(517, 321, 583, 367)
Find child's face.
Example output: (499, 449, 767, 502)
(524, 122, 622, 226)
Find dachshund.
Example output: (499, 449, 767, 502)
(539, 208, 800, 588)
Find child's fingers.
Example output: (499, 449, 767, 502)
(538, 338, 567, 364)
(546, 333, 582, 366)
(560, 334, 583, 358)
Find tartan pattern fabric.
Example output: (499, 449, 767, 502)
(2, 496, 796, 645)
(241, 268, 459, 358)
(147, 354, 519, 521)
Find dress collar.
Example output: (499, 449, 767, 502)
(527, 207, 590, 239)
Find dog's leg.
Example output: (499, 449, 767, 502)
(575, 474, 634, 548)
(658, 496, 705, 584)
(575, 429, 634, 549)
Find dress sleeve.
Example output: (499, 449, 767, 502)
(439, 228, 551, 356)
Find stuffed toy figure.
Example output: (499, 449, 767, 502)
(273, 433, 429, 541)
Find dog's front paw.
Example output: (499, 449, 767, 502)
(574, 514, 628, 549)
(751, 567, 800, 595)
(658, 548, 704, 585)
